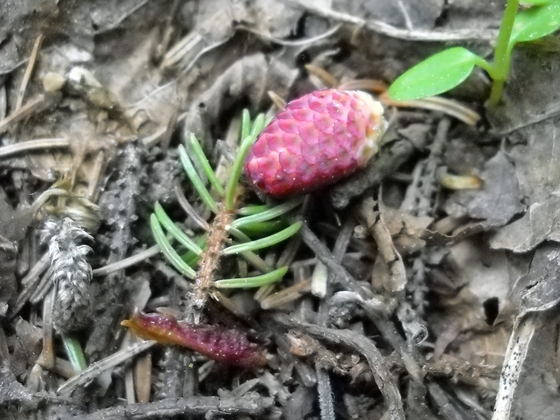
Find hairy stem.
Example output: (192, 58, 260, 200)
(191, 204, 235, 315)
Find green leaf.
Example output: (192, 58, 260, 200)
(241, 109, 251, 144)
(238, 220, 286, 237)
(187, 134, 225, 197)
(214, 266, 288, 289)
(62, 335, 87, 374)
(224, 113, 265, 211)
(237, 204, 271, 216)
(226, 227, 274, 272)
(154, 202, 203, 255)
(150, 214, 197, 279)
(521, 0, 553, 5)
(180, 236, 206, 268)
(232, 199, 302, 229)
(511, 0, 560, 44)
(223, 222, 302, 255)
(388, 47, 484, 101)
(250, 113, 266, 137)
(178, 144, 218, 213)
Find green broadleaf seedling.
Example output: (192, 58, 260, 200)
(388, 0, 560, 106)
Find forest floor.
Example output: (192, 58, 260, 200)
(1, 1, 560, 419)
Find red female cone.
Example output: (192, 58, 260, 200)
(245, 89, 387, 197)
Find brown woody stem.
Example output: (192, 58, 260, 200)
(190, 204, 235, 315)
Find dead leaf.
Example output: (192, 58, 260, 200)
(491, 194, 560, 253)
(0, 236, 17, 317)
(446, 150, 523, 227)
(511, 242, 560, 314)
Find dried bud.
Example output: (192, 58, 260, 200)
(122, 311, 267, 368)
(42, 217, 92, 334)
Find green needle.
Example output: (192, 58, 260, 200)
(214, 266, 288, 288)
(150, 214, 197, 279)
(223, 222, 302, 255)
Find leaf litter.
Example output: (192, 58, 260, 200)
(1, 0, 560, 419)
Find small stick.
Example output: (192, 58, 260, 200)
(273, 313, 405, 420)
(86, 150, 105, 201)
(74, 393, 274, 420)
(174, 182, 209, 231)
(29, 188, 70, 218)
(134, 350, 152, 403)
(304, 64, 339, 88)
(0, 137, 70, 160)
(236, 23, 341, 47)
(260, 278, 312, 309)
(92, 245, 160, 277)
(297, 220, 424, 384)
(0, 327, 10, 364)
(380, 93, 480, 126)
(10, 254, 50, 319)
(338, 79, 388, 93)
(141, 125, 168, 148)
(123, 333, 137, 404)
(57, 340, 156, 395)
(281, 0, 498, 42)
(38, 288, 56, 370)
(267, 91, 287, 110)
(491, 313, 537, 420)
(0, 96, 46, 134)
(16, 34, 44, 111)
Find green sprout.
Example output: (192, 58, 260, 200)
(150, 110, 302, 312)
(388, 0, 560, 106)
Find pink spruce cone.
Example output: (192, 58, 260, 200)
(244, 89, 387, 197)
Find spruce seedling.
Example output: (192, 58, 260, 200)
(388, 0, 560, 106)
(150, 110, 302, 315)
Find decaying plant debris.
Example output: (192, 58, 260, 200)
(2, 0, 560, 419)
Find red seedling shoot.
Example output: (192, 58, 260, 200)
(122, 311, 267, 368)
